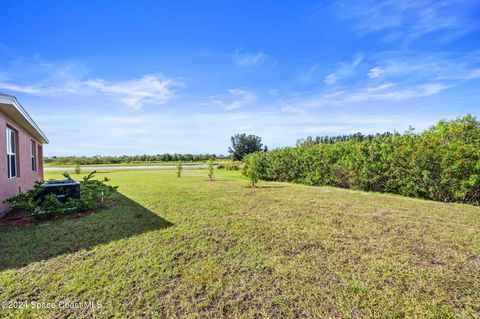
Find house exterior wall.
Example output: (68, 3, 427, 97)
(0, 110, 44, 214)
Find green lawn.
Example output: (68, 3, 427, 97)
(1, 169, 479, 318)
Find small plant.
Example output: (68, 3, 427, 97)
(243, 155, 260, 188)
(176, 161, 182, 178)
(74, 163, 81, 175)
(207, 159, 214, 181)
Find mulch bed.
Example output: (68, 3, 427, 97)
(0, 200, 116, 227)
(0, 209, 34, 227)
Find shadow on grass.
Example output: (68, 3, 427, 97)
(0, 192, 172, 271)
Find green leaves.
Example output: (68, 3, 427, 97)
(5, 171, 119, 219)
(229, 133, 265, 160)
(246, 115, 480, 205)
(242, 154, 261, 187)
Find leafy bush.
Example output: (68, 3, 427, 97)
(64, 171, 118, 211)
(74, 164, 81, 175)
(244, 115, 480, 204)
(3, 181, 43, 214)
(4, 171, 118, 219)
(37, 194, 64, 218)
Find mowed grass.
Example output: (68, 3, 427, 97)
(1, 169, 479, 318)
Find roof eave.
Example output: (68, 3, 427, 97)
(0, 94, 49, 144)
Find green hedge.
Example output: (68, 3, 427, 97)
(244, 115, 480, 205)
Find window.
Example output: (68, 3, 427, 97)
(31, 140, 37, 171)
(6, 127, 17, 178)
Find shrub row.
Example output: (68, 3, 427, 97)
(244, 115, 480, 204)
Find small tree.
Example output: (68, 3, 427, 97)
(207, 159, 214, 181)
(74, 163, 81, 175)
(228, 133, 264, 161)
(243, 155, 260, 188)
(176, 161, 182, 178)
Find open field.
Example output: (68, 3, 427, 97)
(43, 161, 207, 168)
(1, 169, 479, 318)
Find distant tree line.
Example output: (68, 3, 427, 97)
(244, 115, 480, 205)
(44, 153, 229, 165)
(296, 132, 401, 146)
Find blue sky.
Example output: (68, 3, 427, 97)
(1, 0, 479, 156)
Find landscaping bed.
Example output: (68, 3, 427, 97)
(0, 208, 33, 227)
(3, 171, 118, 222)
(0, 200, 117, 227)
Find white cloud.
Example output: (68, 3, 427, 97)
(283, 82, 450, 111)
(299, 64, 320, 83)
(0, 74, 179, 110)
(368, 63, 430, 78)
(83, 75, 177, 109)
(366, 52, 480, 82)
(0, 57, 181, 109)
(233, 50, 270, 66)
(334, 0, 480, 42)
(324, 55, 363, 85)
(438, 68, 480, 81)
(268, 89, 279, 97)
(207, 88, 256, 110)
(284, 49, 480, 114)
(0, 82, 44, 94)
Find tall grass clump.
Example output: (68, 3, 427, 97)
(244, 115, 480, 204)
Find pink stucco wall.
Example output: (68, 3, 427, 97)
(0, 110, 44, 214)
